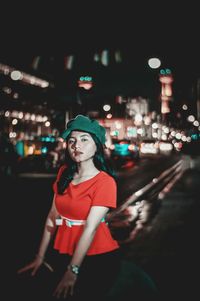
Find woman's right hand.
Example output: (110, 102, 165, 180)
(17, 255, 44, 276)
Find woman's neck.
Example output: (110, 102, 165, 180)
(75, 161, 99, 178)
(72, 162, 100, 184)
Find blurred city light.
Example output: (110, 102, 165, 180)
(148, 57, 161, 69)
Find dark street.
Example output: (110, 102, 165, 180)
(2, 153, 200, 300)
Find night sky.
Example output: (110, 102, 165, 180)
(0, 3, 199, 115)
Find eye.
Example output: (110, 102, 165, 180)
(68, 139, 75, 144)
(81, 138, 89, 142)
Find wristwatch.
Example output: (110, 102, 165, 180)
(68, 264, 79, 275)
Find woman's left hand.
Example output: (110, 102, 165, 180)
(53, 269, 77, 299)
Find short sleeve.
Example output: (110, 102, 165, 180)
(52, 165, 67, 193)
(92, 175, 117, 208)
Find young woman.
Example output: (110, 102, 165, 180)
(17, 115, 120, 300)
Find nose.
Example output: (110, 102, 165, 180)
(72, 140, 80, 150)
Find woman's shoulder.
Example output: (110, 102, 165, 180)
(98, 171, 116, 184)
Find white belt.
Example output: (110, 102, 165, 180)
(56, 216, 86, 227)
(55, 216, 105, 228)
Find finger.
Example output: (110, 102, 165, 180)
(17, 264, 32, 274)
(63, 288, 69, 299)
(53, 290, 60, 299)
(70, 285, 74, 296)
(31, 266, 39, 276)
(53, 286, 61, 299)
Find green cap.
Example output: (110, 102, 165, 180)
(61, 115, 106, 144)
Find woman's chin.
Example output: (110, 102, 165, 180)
(73, 158, 81, 163)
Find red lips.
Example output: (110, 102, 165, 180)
(74, 151, 83, 156)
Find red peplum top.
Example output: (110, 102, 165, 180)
(52, 165, 119, 255)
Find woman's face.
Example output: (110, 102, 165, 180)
(67, 131, 97, 163)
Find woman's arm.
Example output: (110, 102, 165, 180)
(36, 194, 59, 259)
(53, 206, 109, 298)
(70, 205, 109, 267)
(17, 193, 59, 275)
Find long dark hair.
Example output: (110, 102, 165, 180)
(57, 132, 116, 194)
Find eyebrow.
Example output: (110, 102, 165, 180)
(69, 134, 90, 139)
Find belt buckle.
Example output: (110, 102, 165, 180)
(66, 220, 72, 227)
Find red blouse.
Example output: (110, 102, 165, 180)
(52, 166, 119, 255)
